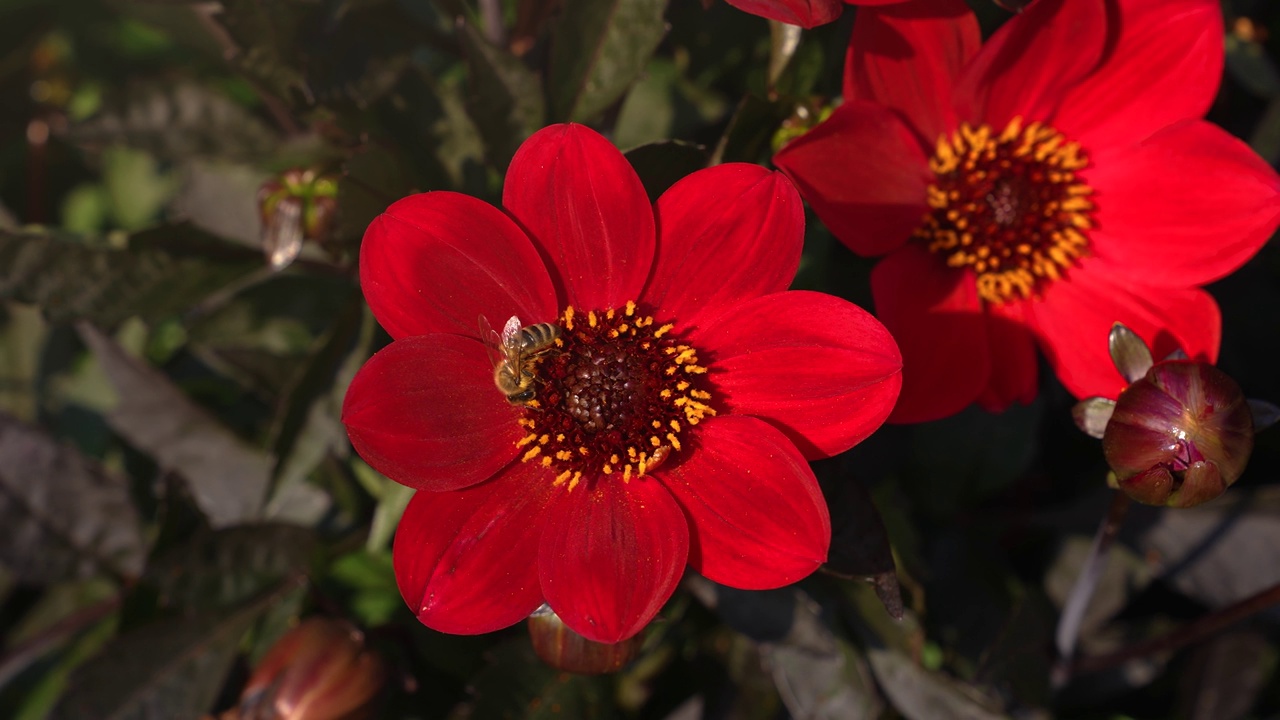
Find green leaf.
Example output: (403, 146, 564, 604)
(712, 94, 793, 165)
(48, 588, 289, 720)
(67, 82, 280, 165)
(78, 323, 272, 528)
(458, 22, 546, 168)
(0, 412, 146, 583)
(623, 140, 708, 202)
(0, 225, 261, 332)
(547, 0, 669, 123)
(145, 523, 315, 612)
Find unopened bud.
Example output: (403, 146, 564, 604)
(1103, 361, 1253, 508)
(527, 607, 643, 675)
(236, 617, 386, 720)
(258, 169, 339, 271)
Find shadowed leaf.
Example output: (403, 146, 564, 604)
(1108, 322, 1153, 385)
(819, 468, 902, 620)
(0, 413, 146, 583)
(548, 0, 669, 123)
(78, 323, 271, 527)
(458, 22, 546, 168)
(623, 141, 709, 202)
(0, 226, 260, 332)
(146, 523, 315, 611)
(1176, 631, 1273, 720)
(67, 82, 279, 164)
(467, 638, 618, 719)
(1072, 397, 1116, 439)
(48, 587, 291, 720)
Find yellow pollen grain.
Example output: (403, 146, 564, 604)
(623, 465, 632, 481)
(588, 310, 597, 327)
(516, 433, 537, 448)
(667, 433, 682, 451)
(650, 435, 661, 447)
(670, 420, 681, 432)
(578, 446, 589, 456)
(568, 472, 581, 492)
(617, 323, 629, 334)
(602, 464, 613, 475)
(522, 446, 542, 462)
(563, 306, 575, 330)
(660, 389, 672, 399)
(625, 301, 636, 316)
(555, 450, 572, 461)
(654, 323, 673, 338)
(538, 434, 550, 444)
(554, 470, 572, 486)
(676, 381, 690, 391)
(606, 308, 615, 320)
(610, 454, 620, 465)
(541, 456, 552, 467)
(556, 433, 565, 442)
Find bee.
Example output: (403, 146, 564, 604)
(479, 315, 562, 405)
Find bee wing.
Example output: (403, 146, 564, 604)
(500, 315, 525, 354)
(477, 314, 506, 369)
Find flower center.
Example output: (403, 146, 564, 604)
(916, 117, 1096, 304)
(513, 301, 715, 491)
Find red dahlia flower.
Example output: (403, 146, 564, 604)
(774, 0, 1280, 422)
(725, 0, 905, 29)
(341, 124, 902, 644)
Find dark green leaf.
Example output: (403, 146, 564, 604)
(458, 22, 546, 168)
(817, 462, 901, 620)
(67, 82, 279, 164)
(623, 140, 708, 202)
(0, 413, 146, 583)
(863, 648, 1009, 720)
(0, 225, 261, 332)
(548, 0, 669, 123)
(78, 323, 272, 527)
(49, 589, 288, 720)
(712, 94, 792, 165)
(146, 523, 315, 611)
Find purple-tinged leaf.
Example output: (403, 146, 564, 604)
(0, 413, 146, 583)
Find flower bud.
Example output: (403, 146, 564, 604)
(1103, 361, 1253, 508)
(236, 617, 386, 720)
(258, 169, 339, 270)
(527, 607, 643, 675)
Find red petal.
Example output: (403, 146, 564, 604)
(953, 0, 1107, 130)
(1057, 0, 1222, 147)
(342, 334, 522, 492)
(976, 299, 1039, 411)
(360, 192, 558, 340)
(659, 416, 830, 589)
(1086, 120, 1280, 287)
(870, 244, 989, 423)
(393, 462, 555, 635)
(503, 124, 655, 311)
(724, 0, 842, 27)
(773, 102, 931, 257)
(644, 165, 803, 326)
(539, 478, 689, 643)
(691, 290, 901, 458)
(1029, 257, 1222, 400)
(845, 0, 979, 145)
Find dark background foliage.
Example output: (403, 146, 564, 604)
(1, 0, 1279, 717)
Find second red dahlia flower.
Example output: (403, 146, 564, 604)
(774, 0, 1280, 422)
(341, 124, 902, 643)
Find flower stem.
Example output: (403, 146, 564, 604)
(1051, 490, 1132, 689)
(1069, 579, 1280, 677)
